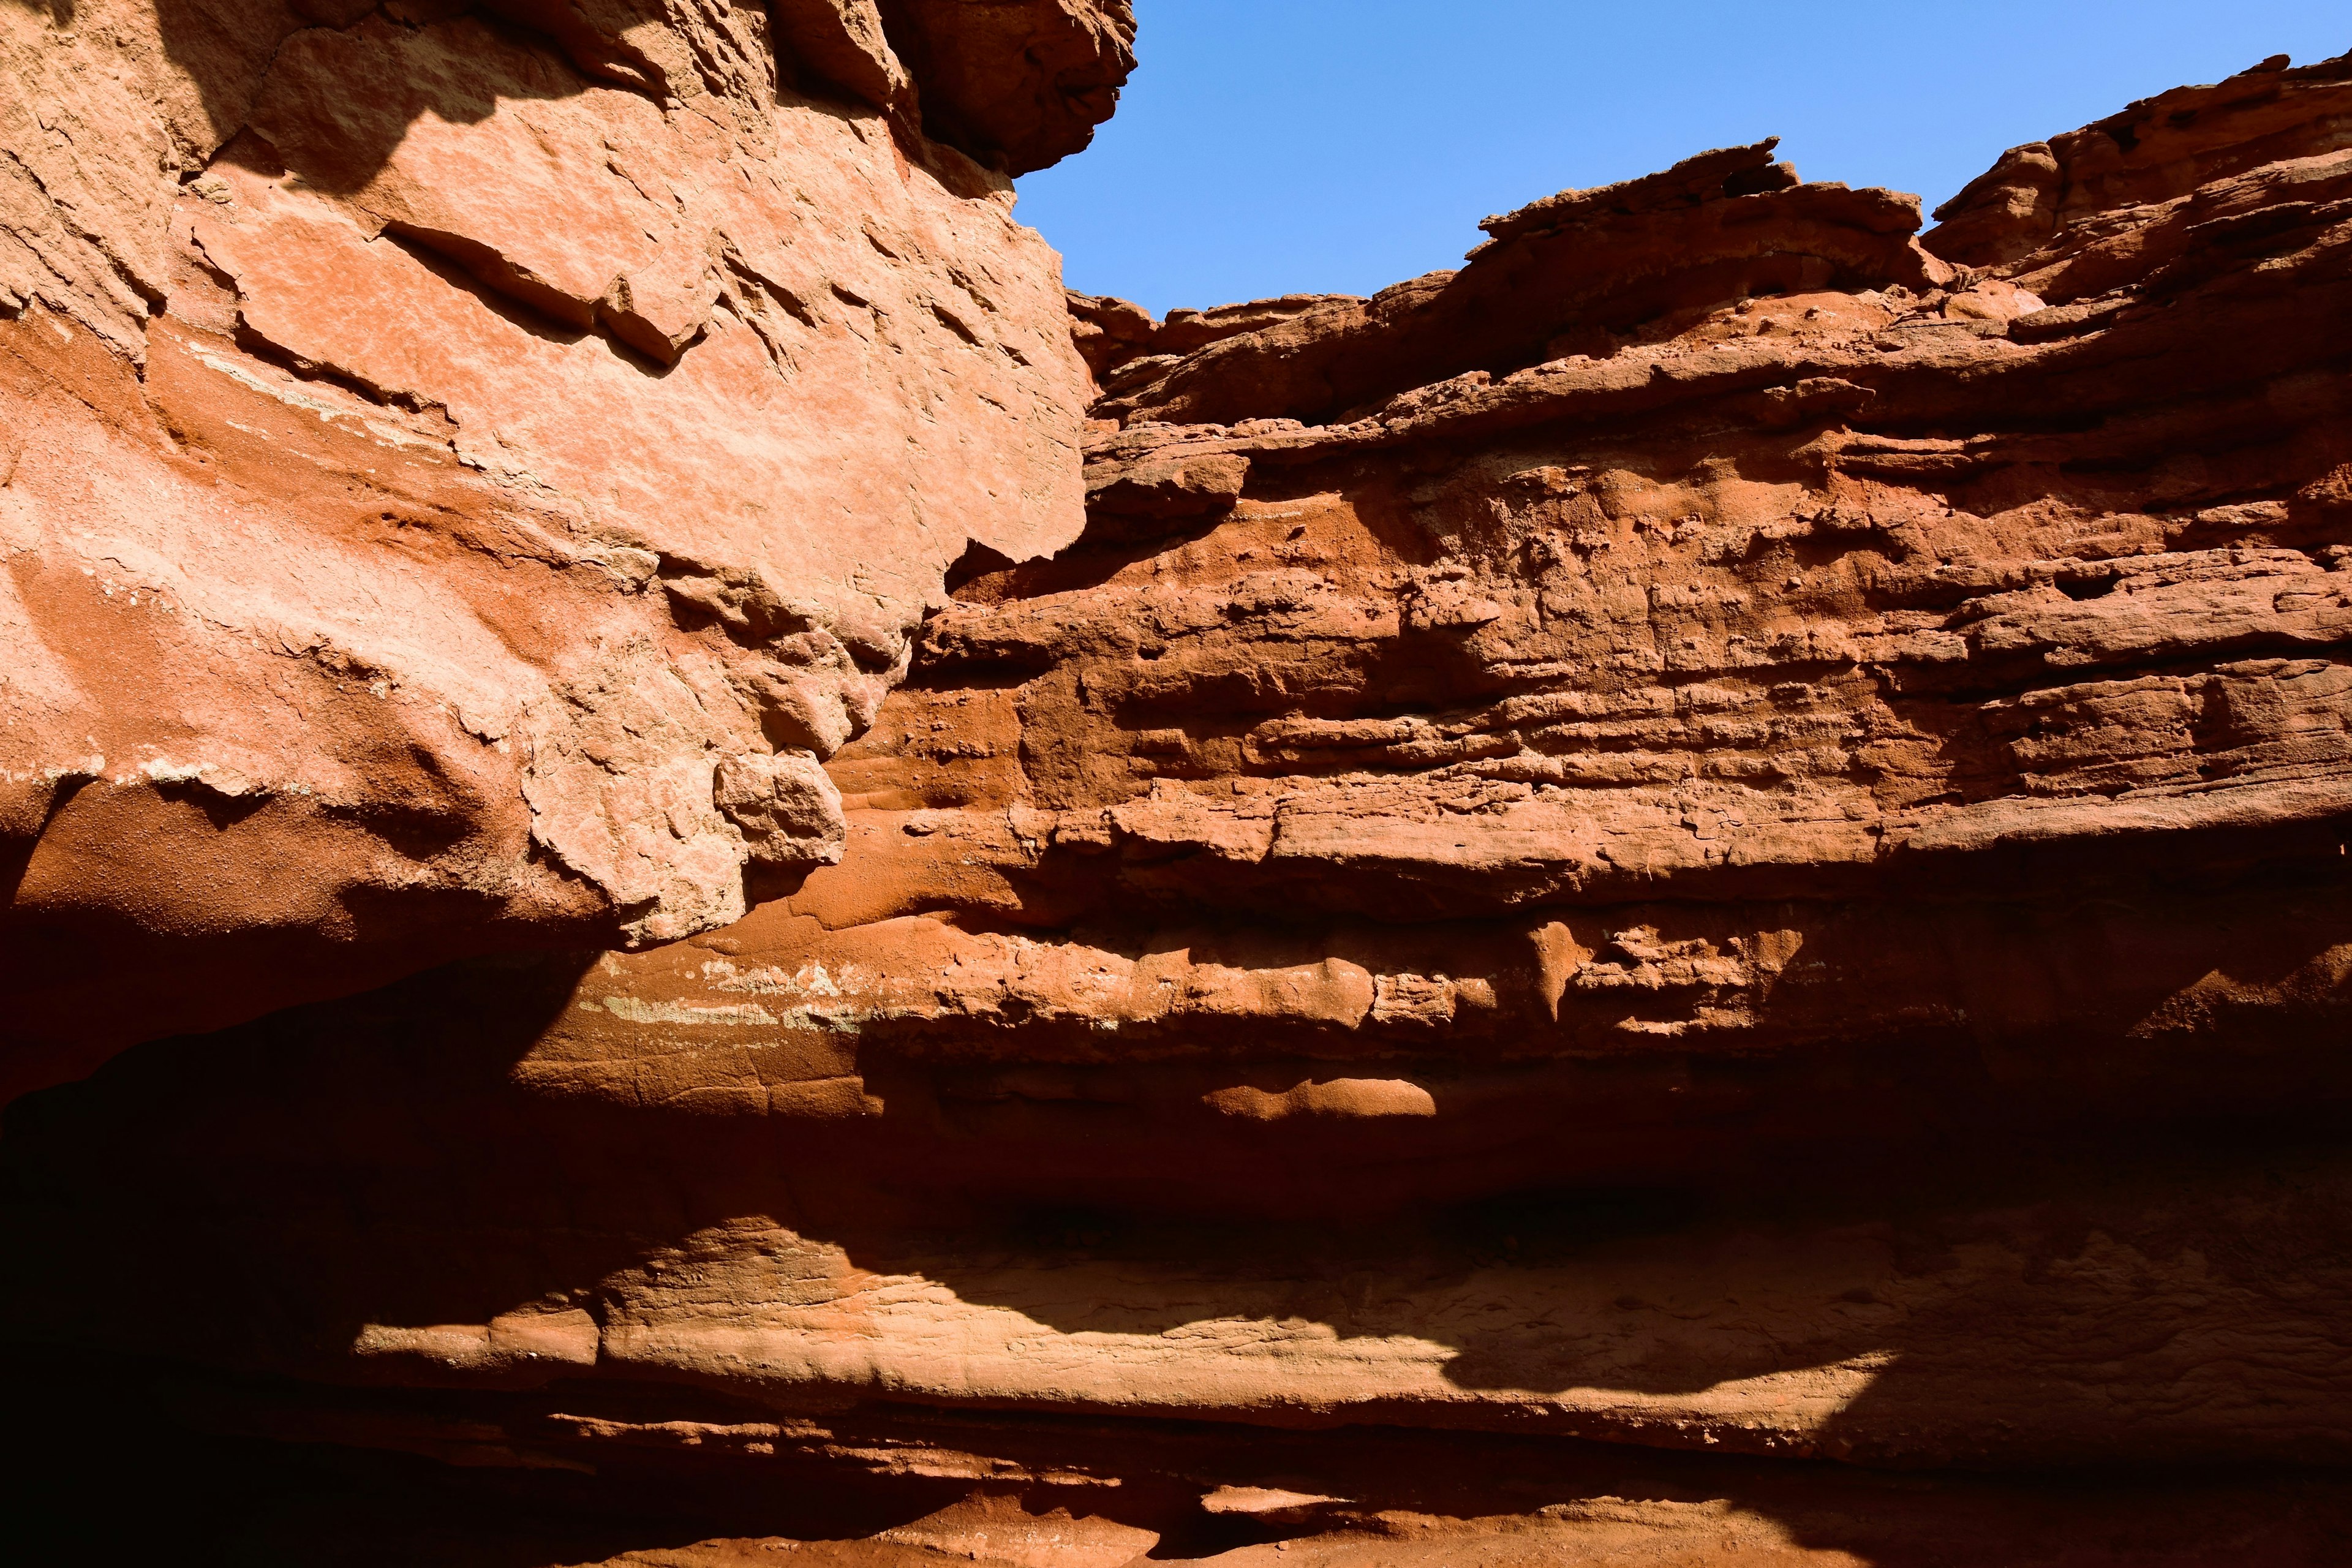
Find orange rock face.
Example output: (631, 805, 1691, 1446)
(12, 26, 2352, 1567)
(0, 0, 1129, 1095)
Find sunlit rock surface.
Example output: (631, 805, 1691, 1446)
(0, 0, 1128, 1094)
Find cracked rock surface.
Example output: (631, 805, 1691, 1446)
(0, 0, 1132, 1094)
(12, 26, 2352, 1568)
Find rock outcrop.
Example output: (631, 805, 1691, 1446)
(0, 0, 1133, 1098)
(12, 30, 2352, 1567)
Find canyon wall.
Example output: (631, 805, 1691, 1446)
(9, 23, 2352, 1567)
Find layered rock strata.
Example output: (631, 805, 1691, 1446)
(12, 38, 2352, 1568)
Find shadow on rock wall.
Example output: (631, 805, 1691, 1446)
(9, 900, 2352, 1560)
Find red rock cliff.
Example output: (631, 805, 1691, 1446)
(0, 0, 1131, 1098)
(10, 27, 2352, 1567)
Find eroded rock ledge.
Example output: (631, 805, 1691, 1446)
(12, 36, 2352, 1568)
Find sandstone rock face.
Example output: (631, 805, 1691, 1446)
(0, 0, 1133, 1096)
(13, 36, 2352, 1568)
(882, 0, 1138, 176)
(1080, 137, 1947, 427)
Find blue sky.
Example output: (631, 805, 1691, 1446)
(1014, 2, 2350, 317)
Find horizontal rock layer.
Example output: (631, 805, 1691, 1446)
(12, 38, 2352, 1568)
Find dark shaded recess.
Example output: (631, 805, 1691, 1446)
(10, 854, 2352, 1330)
(0, 833, 611, 1109)
(937, 508, 1233, 614)
(12, 846, 2352, 1555)
(0, 773, 91, 909)
(941, 537, 1020, 599)
(4, 1355, 979, 1567)
(767, 1, 899, 116)
(13, 1349, 2352, 1563)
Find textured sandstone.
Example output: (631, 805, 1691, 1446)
(1083, 138, 1950, 428)
(882, 0, 1138, 176)
(11, 32, 2352, 1568)
(0, 0, 1132, 1096)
